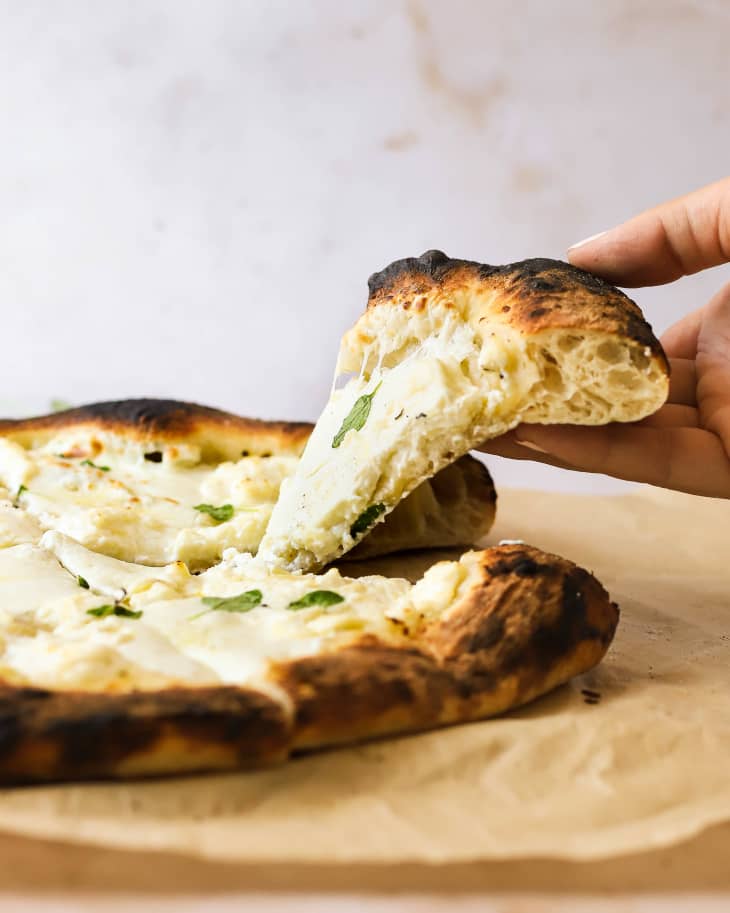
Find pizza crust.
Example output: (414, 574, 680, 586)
(278, 545, 617, 751)
(0, 543, 617, 784)
(0, 683, 290, 784)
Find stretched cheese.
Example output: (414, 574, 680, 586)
(258, 253, 669, 572)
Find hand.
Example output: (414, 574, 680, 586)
(482, 177, 730, 498)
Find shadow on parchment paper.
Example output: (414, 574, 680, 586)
(1, 823, 729, 895)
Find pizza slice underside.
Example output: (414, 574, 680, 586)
(0, 532, 617, 783)
(258, 253, 669, 572)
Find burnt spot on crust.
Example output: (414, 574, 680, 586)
(0, 684, 290, 785)
(425, 545, 619, 704)
(0, 398, 312, 441)
(273, 641, 458, 749)
(486, 553, 542, 578)
(368, 249, 495, 297)
(0, 399, 314, 463)
(279, 543, 618, 752)
(366, 251, 667, 367)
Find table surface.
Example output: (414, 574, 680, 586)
(2, 822, 730, 912)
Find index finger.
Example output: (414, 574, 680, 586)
(567, 177, 730, 287)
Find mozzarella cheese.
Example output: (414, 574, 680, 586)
(0, 533, 473, 695)
(258, 308, 537, 571)
(0, 433, 298, 568)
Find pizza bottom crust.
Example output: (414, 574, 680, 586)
(0, 545, 617, 784)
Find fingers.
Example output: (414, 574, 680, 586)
(638, 404, 699, 429)
(502, 424, 730, 498)
(567, 176, 730, 287)
(667, 358, 697, 406)
(479, 434, 576, 470)
(696, 283, 730, 452)
(662, 310, 704, 360)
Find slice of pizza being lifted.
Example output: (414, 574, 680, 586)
(258, 253, 669, 572)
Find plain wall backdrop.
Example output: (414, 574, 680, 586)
(1, 0, 729, 492)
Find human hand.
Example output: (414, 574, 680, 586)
(482, 177, 730, 498)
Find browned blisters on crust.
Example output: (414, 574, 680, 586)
(272, 640, 456, 750)
(0, 684, 290, 784)
(276, 543, 618, 752)
(427, 545, 618, 705)
(0, 399, 313, 460)
(367, 250, 668, 370)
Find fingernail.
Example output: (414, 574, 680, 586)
(514, 436, 551, 454)
(568, 230, 607, 252)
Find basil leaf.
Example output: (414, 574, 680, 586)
(332, 381, 382, 448)
(288, 590, 345, 610)
(86, 604, 142, 620)
(81, 459, 110, 472)
(77, 575, 90, 589)
(194, 503, 234, 523)
(16, 484, 27, 500)
(350, 502, 386, 537)
(190, 589, 263, 620)
(113, 606, 143, 619)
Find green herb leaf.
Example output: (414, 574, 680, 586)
(86, 604, 142, 620)
(190, 589, 263, 620)
(86, 604, 114, 618)
(350, 502, 386, 537)
(194, 503, 234, 523)
(50, 398, 72, 413)
(288, 590, 345, 610)
(77, 575, 90, 589)
(113, 606, 144, 619)
(81, 459, 110, 472)
(332, 381, 382, 449)
(16, 484, 27, 500)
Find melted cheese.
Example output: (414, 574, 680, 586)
(0, 535, 462, 695)
(0, 434, 298, 568)
(258, 310, 537, 571)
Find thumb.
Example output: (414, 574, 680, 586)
(567, 177, 730, 287)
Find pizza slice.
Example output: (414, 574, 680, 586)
(0, 531, 617, 783)
(258, 253, 669, 572)
(0, 399, 495, 569)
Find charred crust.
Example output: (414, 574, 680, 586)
(0, 398, 312, 442)
(429, 545, 619, 702)
(366, 251, 667, 368)
(368, 249, 495, 297)
(486, 553, 541, 577)
(278, 543, 618, 751)
(0, 545, 618, 780)
(273, 642, 456, 747)
(0, 684, 290, 784)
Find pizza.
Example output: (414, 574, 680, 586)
(259, 253, 668, 571)
(0, 252, 668, 784)
(0, 530, 617, 783)
(0, 399, 496, 569)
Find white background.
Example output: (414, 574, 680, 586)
(1, 0, 729, 493)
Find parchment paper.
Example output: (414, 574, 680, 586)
(0, 486, 726, 863)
